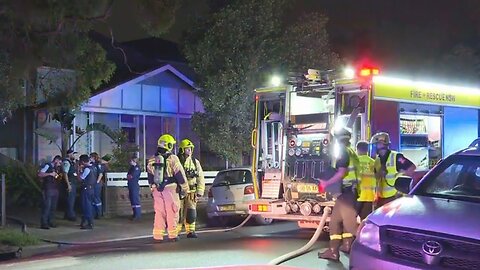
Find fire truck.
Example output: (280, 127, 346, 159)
(248, 65, 480, 228)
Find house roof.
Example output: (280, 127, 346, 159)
(89, 32, 197, 96)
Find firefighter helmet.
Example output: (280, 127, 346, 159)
(370, 132, 391, 145)
(157, 134, 176, 151)
(179, 139, 194, 151)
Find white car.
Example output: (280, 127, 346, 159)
(207, 167, 273, 226)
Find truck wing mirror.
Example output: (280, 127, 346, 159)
(395, 176, 413, 194)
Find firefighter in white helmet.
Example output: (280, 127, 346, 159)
(147, 134, 189, 242)
(371, 132, 416, 208)
(318, 127, 360, 261)
(177, 139, 205, 238)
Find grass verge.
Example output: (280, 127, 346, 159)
(0, 229, 39, 247)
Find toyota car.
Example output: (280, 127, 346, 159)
(350, 139, 480, 270)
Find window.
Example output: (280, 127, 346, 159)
(416, 156, 480, 202)
(213, 170, 252, 187)
(120, 114, 138, 144)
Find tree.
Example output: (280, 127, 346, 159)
(0, 0, 183, 156)
(183, 0, 340, 164)
(0, 0, 181, 120)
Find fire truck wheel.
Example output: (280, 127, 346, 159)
(254, 215, 273, 225)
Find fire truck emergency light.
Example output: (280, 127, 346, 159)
(359, 67, 380, 77)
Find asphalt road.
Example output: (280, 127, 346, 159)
(1, 221, 351, 270)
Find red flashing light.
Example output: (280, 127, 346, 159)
(289, 139, 296, 147)
(244, 185, 254, 195)
(255, 95, 259, 101)
(322, 139, 329, 146)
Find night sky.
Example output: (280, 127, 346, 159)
(97, 0, 480, 83)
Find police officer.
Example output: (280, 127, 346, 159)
(127, 154, 142, 221)
(147, 134, 189, 242)
(371, 132, 416, 208)
(63, 150, 78, 221)
(177, 139, 205, 238)
(38, 155, 63, 229)
(90, 152, 104, 219)
(78, 154, 97, 229)
(355, 141, 376, 220)
(318, 128, 359, 261)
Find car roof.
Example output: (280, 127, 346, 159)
(454, 138, 480, 157)
(218, 167, 251, 173)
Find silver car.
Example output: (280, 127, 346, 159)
(350, 139, 480, 270)
(207, 167, 273, 226)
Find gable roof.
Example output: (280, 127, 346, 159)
(89, 32, 197, 96)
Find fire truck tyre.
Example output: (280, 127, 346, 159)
(254, 215, 273, 225)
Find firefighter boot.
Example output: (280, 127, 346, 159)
(318, 239, 341, 262)
(339, 237, 354, 254)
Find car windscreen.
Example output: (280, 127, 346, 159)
(414, 155, 480, 203)
(212, 170, 252, 187)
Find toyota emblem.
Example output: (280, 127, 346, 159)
(422, 240, 442, 256)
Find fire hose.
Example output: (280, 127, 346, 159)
(267, 206, 331, 265)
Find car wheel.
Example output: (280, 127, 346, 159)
(254, 215, 273, 225)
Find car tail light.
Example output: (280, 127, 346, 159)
(208, 189, 213, 198)
(244, 185, 254, 195)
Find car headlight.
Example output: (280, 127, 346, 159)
(357, 221, 381, 252)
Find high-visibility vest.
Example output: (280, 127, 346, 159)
(343, 147, 359, 187)
(375, 151, 400, 198)
(357, 155, 376, 202)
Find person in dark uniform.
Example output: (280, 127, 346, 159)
(38, 155, 63, 229)
(63, 150, 78, 221)
(318, 128, 360, 261)
(127, 154, 142, 221)
(371, 132, 416, 208)
(89, 152, 104, 219)
(78, 154, 97, 229)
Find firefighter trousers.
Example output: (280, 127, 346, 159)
(178, 192, 197, 233)
(329, 188, 358, 241)
(152, 185, 180, 240)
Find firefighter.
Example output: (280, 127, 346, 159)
(90, 152, 104, 219)
(355, 141, 376, 220)
(318, 128, 359, 261)
(127, 154, 142, 220)
(147, 134, 189, 242)
(38, 155, 63, 229)
(78, 154, 98, 229)
(63, 150, 78, 221)
(177, 139, 205, 238)
(371, 132, 416, 208)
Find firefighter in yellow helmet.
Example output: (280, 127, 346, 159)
(318, 127, 360, 261)
(147, 134, 189, 242)
(177, 139, 205, 238)
(371, 132, 416, 208)
(355, 140, 376, 220)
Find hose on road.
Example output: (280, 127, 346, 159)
(14, 214, 254, 246)
(267, 206, 331, 265)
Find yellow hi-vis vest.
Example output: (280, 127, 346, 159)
(375, 151, 400, 198)
(357, 155, 376, 202)
(343, 147, 360, 187)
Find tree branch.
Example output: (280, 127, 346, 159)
(108, 26, 145, 75)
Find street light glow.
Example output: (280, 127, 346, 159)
(270, 75, 282, 87)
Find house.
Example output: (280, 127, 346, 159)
(0, 33, 224, 171)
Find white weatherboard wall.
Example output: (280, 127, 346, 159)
(443, 107, 479, 156)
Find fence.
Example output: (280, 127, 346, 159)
(103, 171, 218, 216)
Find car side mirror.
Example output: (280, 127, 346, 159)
(395, 176, 413, 194)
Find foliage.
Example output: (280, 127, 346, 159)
(107, 131, 140, 172)
(0, 0, 180, 120)
(183, 0, 340, 163)
(0, 229, 39, 247)
(0, 161, 42, 207)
